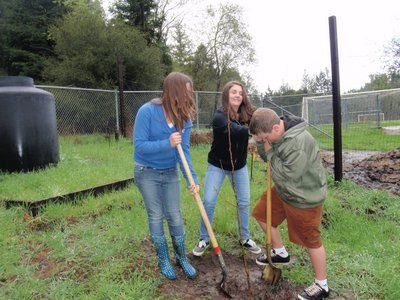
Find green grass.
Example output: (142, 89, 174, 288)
(309, 120, 400, 151)
(0, 135, 133, 202)
(1, 137, 399, 299)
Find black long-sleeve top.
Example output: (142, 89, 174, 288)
(208, 109, 250, 171)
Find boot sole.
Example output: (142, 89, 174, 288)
(245, 247, 262, 255)
(192, 250, 207, 257)
(192, 247, 209, 257)
(256, 260, 291, 267)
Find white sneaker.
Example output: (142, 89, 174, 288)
(192, 239, 210, 256)
(240, 238, 262, 254)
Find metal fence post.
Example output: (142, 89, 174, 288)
(195, 91, 199, 129)
(376, 94, 381, 128)
(114, 89, 120, 139)
(329, 15, 343, 182)
(343, 97, 348, 130)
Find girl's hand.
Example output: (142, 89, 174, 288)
(189, 184, 200, 196)
(169, 132, 182, 147)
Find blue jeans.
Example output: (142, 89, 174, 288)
(134, 164, 184, 236)
(200, 163, 250, 241)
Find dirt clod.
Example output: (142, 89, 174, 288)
(321, 148, 400, 196)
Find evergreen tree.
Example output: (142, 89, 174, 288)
(43, 1, 165, 89)
(0, 0, 67, 81)
(112, 0, 173, 74)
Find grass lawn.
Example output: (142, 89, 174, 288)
(0, 135, 133, 202)
(0, 136, 399, 299)
(309, 120, 400, 151)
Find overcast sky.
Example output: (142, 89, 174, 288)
(102, 0, 400, 93)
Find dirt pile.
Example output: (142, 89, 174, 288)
(138, 239, 350, 299)
(320, 148, 400, 196)
(159, 251, 301, 299)
(190, 131, 212, 146)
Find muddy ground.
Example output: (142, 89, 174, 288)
(320, 148, 400, 196)
(153, 149, 400, 299)
(160, 252, 300, 299)
(136, 240, 350, 300)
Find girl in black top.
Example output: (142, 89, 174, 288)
(192, 81, 261, 256)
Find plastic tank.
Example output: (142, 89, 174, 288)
(0, 76, 59, 172)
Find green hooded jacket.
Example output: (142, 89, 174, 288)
(256, 116, 327, 208)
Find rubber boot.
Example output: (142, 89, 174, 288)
(151, 234, 177, 280)
(171, 234, 197, 278)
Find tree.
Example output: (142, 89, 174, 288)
(183, 44, 215, 91)
(383, 37, 400, 75)
(301, 70, 313, 93)
(152, 0, 188, 44)
(301, 68, 331, 94)
(361, 74, 391, 91)
(113, 0, 159, 43)
(43, 1, 166, 89)
(276, 82, 297, 95)
(360, 73, 400, 91)
(170, 22, 192, 68)
(111, 0, 188, 74)
(0, 0, 67, 81)
(203, 4, 255, 110)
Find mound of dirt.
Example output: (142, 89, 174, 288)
(320, 148, 400, 196)
(134, 239, 350, 299)
(160, 252, 301, 299)
(133, 239, 298, 299)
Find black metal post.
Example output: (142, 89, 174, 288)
(329, 16, 343, 182)
(117, 56, 127, 138)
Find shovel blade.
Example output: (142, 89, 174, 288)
(219, 282, 232, 298)
(262, 265, 282, 285)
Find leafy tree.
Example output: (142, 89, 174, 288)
(170, 22, 192, 68)
(204, 4, 255, 109)
(360, 73, 400, 91)
(111, 0, 180, 74)
(301, 68, 331, 94)
(276, 82, 297, 95)
(301, 70, 313, 93)
(383, 37, 400, 75)
(113, 0, 159, 43)
(361, 74, 391, 91)
(0, 0, 67, 81)
(183, 44, 215, 91)
(43, 1, 165, 89)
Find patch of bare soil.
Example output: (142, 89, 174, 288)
(161, 253, 301, 299)
(138, 240, 347, 299)
(321, 148, 400, 196)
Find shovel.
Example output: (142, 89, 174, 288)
(262, 161, 282, 284)
(177, 144, 231, 298)
(250, 152, 255, 181)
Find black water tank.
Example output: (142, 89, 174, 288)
(0, 76, 59, 173)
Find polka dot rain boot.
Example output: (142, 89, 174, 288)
(171, 234, 197, 278)
(151, 234, 177, 280)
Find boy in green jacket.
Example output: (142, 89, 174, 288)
(249, 108, 329, 300)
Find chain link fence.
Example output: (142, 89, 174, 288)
(302, 88, 400, 127)
(37, 86, 117, 135)
(36, 86, 311, 133)
(37, 85, 399, 152)
(302, 89, 400, 151)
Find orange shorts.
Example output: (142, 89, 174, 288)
(252, 187, 323, 248)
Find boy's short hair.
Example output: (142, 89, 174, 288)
(249, 108, 280, 134)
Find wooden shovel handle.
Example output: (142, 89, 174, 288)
(176, 144, 221, 254)
(266, 162, 272, 246)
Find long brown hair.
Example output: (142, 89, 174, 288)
(161, 72, 195, 132)
(221, 81, 255, 124)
